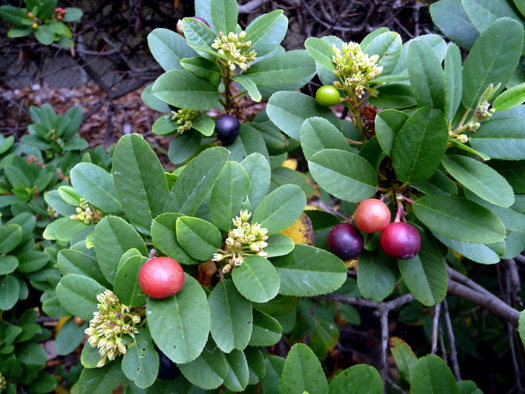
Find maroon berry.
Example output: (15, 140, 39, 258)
(380, 222, 421, 260)
(138, 257, 185, 299)
(215, 114, 240, 145)
(328, 223, 364, 260)
(192, 16, 210, 27)
(355, 199, 391, 234)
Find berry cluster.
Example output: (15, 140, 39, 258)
(55, 7, 67, 21)
(328, 198, 421, 264)
(170, 108, 200, 133)
(212, 210, 269, 273)
(331, 42, 383, 99)
(85, 290, 142, 367)
(211, 31, 256, 73)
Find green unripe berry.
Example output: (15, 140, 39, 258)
(315, 85, 340, 107)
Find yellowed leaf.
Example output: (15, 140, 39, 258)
(279, 212, 314, 246)
(282, 158, 298, 170)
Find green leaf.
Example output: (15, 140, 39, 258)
(279, 343, 328, 394)
(470, 117, 525, 160)
(519, 310, 525, 350)
(7, 26, 32, 38)
(0, 135, 14, 154)
(328, 364, 382, 394)
(114, 255, 148, 307)
(442, 155, 514, 207)
(113, 134, 168, 235)
(300, 117, 350, 161)
(305, 37, 336, 70)
(147, 275, 210, 364)
(248, 309, 282, 346)
(463, 0, 522, 35)
(398, 227, 447, 306)
(28, 372, 57, 394)
(240, 153, 271, 210)
(245, 346, 266, 385)
(0, 256, 18, 275)
(210, 161, 250, 231)
(171, 147, 229, 215)
(262, 355, 285, 394)
(245, 10, 287, 57)
(390, 337, 418, 384)
(141, 85, 171, 113)
(364, 32, 402, 75)
(272, 244, 347, 297)
(71, 163, 122, 213)
(211, 0, 237, 35)
(232, 255, 280, 303)
(246, 51, 316, 98)
(122, 327, 159, 389)
(410, 355, 458, 394)
(176, 217, 222, 261)
(147, 28, 196, 72)
(375, 109, 409, 156)
(308, 149, 377, 203)
(62, 7, 83, 22)
(310, 319, 339, 360)
(178, 338, 228, 390)
(267, 91, 341, 139)
(410, 169, 458, 196)
(392, 107, 449, 183)
(224, 349, 249, 392)
(357, 250, 398, 302)
(264, 234, 295, 258)
(56, 274, 106, 320)
(493, 82, 525, 112)
(81, 342, 101, 368)
(94, 216, 148, 285)
(0, 224, 22, 254)
(152, 115, 178, 136)
(228, 124, 270, 162)
(489, 159, 525, 193)
(152, 70, 220, 111)
(462, 18, 523, 111)
(17, 251, 49, 273)
(407, 40, 445, 111)
(35, 25, 55, 45)
(457, 380, 483, 394)
(56, 317, 87, 356)
(0, 5, 28, 24)
(77, 359, 129, 394)
(433, 232, 500, 265)
(430, 0, 479, 49)
(252, 184, 306, 235)
(181, 57, 221, 79)
(209, 280, 252, 352)
(182, 17, 223, 61)
(0, 275, 19, 311)
(413, 195, 506, 244)
(271, 167, 318, 200)
(168, 132, 202, 164)
(368, 83, 416, 109)
(232, 75, 261, 102)
(151, 213, 197, 265)
(443, 43, 463, 122)
(58, 249, 110, 287)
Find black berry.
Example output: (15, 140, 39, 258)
(215, 114, 240, 145)
(328, 223, 364, 260)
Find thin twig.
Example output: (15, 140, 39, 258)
(431, 303, 441, 354)
(379, 309, 389, 394)
(442, 301, 461, 381)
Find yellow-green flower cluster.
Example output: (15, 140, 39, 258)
(212, 31, 256, 72)
(0, 373, 6, 391)
(332, 42, 383, 99)
(212, 210, 269, 273)
(70, 198, 96, 224)
(85, 290, 141, 367)
(47, 206, 58, 218)
(170, 108, 200, 133)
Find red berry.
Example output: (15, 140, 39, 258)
(328, 223, 364, 260)
(380, 222, 421, 260)
(355, 199, 391, 233)
(138, 257, 185, 299)
(57, 15, 63, 20)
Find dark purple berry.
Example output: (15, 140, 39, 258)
(380, 222, 421, 260)
(156, 347, 181, 380)
(215, 114, 240, 145)
(328, 223, 364, 260)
